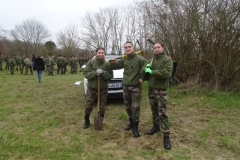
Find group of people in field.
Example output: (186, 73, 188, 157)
(0, 54, 37, 75)
(0, 41, 173, 150)
(0, 53, 88, 82)
(83, 41, 173, 150)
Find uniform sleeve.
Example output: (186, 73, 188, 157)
(83, 60, 97, 80)
(102, 67, 113, 81)
(108, 59, 124, 69)
(152, 59, 173, 79)
(140, 59, 151, 81)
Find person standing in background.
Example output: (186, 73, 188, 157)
(15, 55, 22, 71)
(79, 55, 85, 72)
(63, 55, 68, 74)
(32, 54, 36, 68)
(4, 54, 9, 70)
(56, 54, 64, 74)
(33, 56, 45, 83)
(23, 56, 33, 75)
(8, 56, 16, 75)
(46, 56, 55, 76)
(0, 54, 3, 70)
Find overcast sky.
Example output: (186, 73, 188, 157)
(0, 0, 136, 42)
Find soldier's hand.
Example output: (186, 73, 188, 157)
(96, 68, 103, 75)
(106, 58, 117, 63)
(145, 68, 152, 74)
(146, 63, 152, 68)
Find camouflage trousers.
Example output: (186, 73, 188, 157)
(5, 63, 9, 70)
(16, 63, 22, 71)
(9, 65, 15, 74)
(123, 85, 141, 122)
(57, 64, 65, 74)
(21, 65, 25, 74)
(47, 65, 54, 75)
(85, 87, 108, 115)
(25, 65, 33, 75)
(148, 88, 170, 135)
(70, 64, 77, 74)
(79, 63, 84, 72)
(45, 65, 48, 72)
(0, 61, 3, 70)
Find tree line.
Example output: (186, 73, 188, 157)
(0, 0, 239, 91)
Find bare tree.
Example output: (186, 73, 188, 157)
(140, 0, 240, 90)
(56, 24, 81, 57)
(10, 19, 50, 57)
(0, 26, 6, 54)
(79, 0, 239, 90)
(82, 8, 118, 52)
(80, 5, 145, 55)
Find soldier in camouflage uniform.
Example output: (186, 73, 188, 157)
(0, 54, 3, 70)
(44, 56, 49, 73)
(4, 55, 9, 70)
(15, 55, 22, 71)
(56, 54, 65, 74)
(20, 56, 26, 74)
(79, 56, 85, 72)
(69, 56, 73, 73)
(8, 56, 16, 74)
(83, 47, 113, 129)
(140, 42, 173, 150)
(108, 42, 147, 137)
(47, 56, 55, 75)
(69, 55, 78, 74)
(63, 55, 68, 73)
(23, 56, 33, 75)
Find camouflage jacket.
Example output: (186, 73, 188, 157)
(56, 56, 64, 64)
(72, 58, 78, 65)
(140, 52, 173, 90)
(8, 58, 16, 66)
(16, 57, 22, 64)
(24, 58, 32, 66)
(108, 52, 147, 86)
(83, 57, 113, 89)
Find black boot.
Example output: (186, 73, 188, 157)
(83, 115, 90, 129)
(132, 122, 140, 137)
(125, 118, 133, 130)
(146, 124, 160, 135)
(163, 135, 171, 150)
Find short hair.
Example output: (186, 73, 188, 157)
(154, 42, 164, 48)
(96, 47, 105, 53)
(124, 41, 133, 46)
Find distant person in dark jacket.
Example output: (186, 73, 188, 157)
(32, 54, 36, 68)
(33, 56, 45, 83)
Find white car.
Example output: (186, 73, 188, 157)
(82, 55, 124, 98)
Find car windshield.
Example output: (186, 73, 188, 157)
(104, 55, 121, 60)
(89, 55, 122, 61)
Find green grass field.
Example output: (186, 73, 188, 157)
(0, 66, 240, 160)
